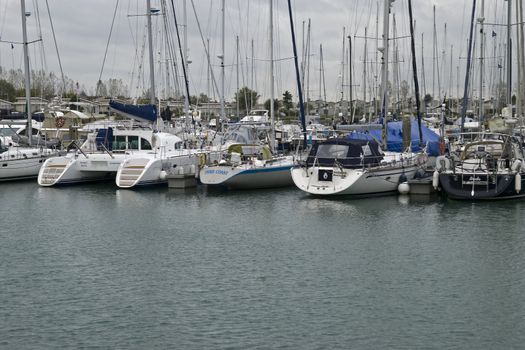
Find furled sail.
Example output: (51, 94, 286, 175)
(109, 100, 157, 123)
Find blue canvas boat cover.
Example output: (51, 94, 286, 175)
(109, 100, 157, 123)
(346, 119, 441, 156)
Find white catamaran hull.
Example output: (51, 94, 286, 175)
(38, 153, 127, 186)
(291, 164, 419, 196)
(116, 151, 202, 188)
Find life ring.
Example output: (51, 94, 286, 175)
(55, 116, 65, 128)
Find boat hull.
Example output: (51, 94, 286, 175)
(438, 172, 525, 200)
(200, 164, 294, 189)
(291, 164, 419, 196)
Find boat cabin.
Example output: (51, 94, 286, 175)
(306, 138, 384, 168)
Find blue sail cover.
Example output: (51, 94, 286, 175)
(346, 119, 441, 156)
(109, 100, 157, 123)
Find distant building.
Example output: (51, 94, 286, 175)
(13, 97, 48, 113)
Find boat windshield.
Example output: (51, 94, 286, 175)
(0, 127, 17, 137)
(461, 141, 506, 160)
(316, 144, 348, 159)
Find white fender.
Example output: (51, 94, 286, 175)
(398, 182, 410, 194)
(432, 170, 440, 189)
(435, 155, 451, 172)
(159, 170, 167, 180)
(516, 173, 522, 193)
(511, 159, 522, 172)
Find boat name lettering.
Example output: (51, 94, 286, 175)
(206, 169, 228, 175)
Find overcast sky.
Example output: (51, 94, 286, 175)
(0, 0, 516, 103)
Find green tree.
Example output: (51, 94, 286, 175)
(264, 98, 280, 112)
(234, 86, 259, 113)
(282, 90, 293, 110)
(0, 79, 16, 101)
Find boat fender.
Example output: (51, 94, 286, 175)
(159, 170, 167, 180)
(178, 166, 185, 175)
(198, 153, 207, 167)
(432, 170, 439, 189)
(511, 159, 522, 172)
(516, 173, 522, 193)
(190, 164, 196, 175)
(398, 182, 410, 194)
(435, 155, 450, 172)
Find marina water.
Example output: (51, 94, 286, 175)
(2, 182, 525, 349)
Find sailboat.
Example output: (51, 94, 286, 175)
(291, 0, 427, 197)
(434, 1, 525, 200)
(199, 0, 295, 190)
(1, 0, 59, 182)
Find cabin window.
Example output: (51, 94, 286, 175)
(114, 136, 127, 150)
(316, 144, 349, 159)
(141, 138, 152, 150)
(129, 136, 139, 150)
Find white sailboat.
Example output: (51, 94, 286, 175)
(198, 0, 295, 190)
(291, 0, 427, 197)
(0, 1, 59, 182)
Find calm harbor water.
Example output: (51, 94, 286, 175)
(1, 181, 525, 349)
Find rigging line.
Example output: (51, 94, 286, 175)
(97, 0, 120, 96)
(45, 0, 66, 97)
(189, 0, 221, 100)
(33, 0, 47, 72)
(169, 0, 191, 112)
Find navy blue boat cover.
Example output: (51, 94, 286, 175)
(109, 100, 157, 123)
(346, 119, 440, 156)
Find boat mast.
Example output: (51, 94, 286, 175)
(460, 0, 477, 133)
(220, 0, 225, 123)
(146, 0, 156, 106)
(348, 34, 354, 123)
(364, 26, 368, 121)
(408, 0, 423, 148)
(269, 0, 275, 153)
(236, 35, 240, 121)
(380, 0, 393, 146)
(21, 0, 32, 146)
(286, 0, 307, 148)
(507, 0, 512, 112)
(478, 0, 485, 123)
(183, 0, 190, 130)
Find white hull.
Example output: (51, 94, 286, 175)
(200, 157, 294, 189)
(291, 163, 419, 196)
(38, 153, 128, 186)
(1, 148, 57, 182)
(116, 150, 201, 188)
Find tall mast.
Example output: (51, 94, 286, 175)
(348, 35, 354, 122)
(380, 0, 393, 145)
(183, 0, 189, 128)
(408, 0, 423, 148)
(236, 35, 240, 121)
(364, 26, 368, 119)
(341, 27, 346, 105)
(432, 5, 436, 102)
(21, 0, 32, 145)
(146, 0, 156, 105)
(507, 0, 512, 111)
(269, 0, 275, 153)
(460, 0, 477, 133)
(220, 0, 225, 122)
(286, 0, 307, 148)
(478, 0, 485, 122)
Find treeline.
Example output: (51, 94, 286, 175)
(0, 66, 129, 101)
